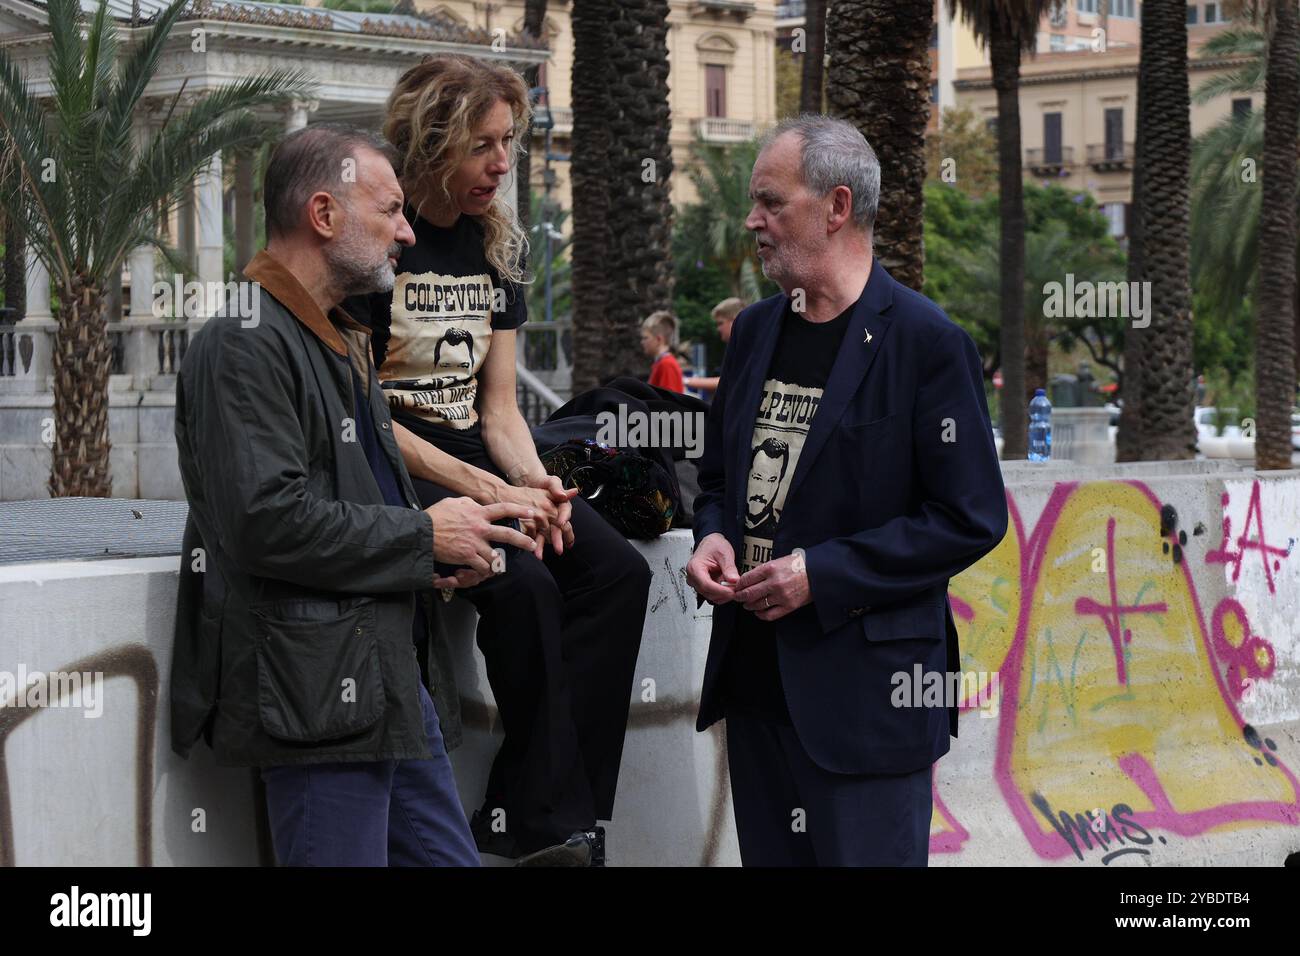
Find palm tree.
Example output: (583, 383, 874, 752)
(799, 0, 827, 113)
(516, 0, 548, 236)
(0, 0, 312, 496)
(678, 138, 765, 302)
(569, 0, 615, 392)
(1117, 0, 1198, 461)
(1188, 24, 1300, 389)
(950, 1, 1051, 460)
(569, 0, 674, 389)
(1231, 0, 1300, 470)
(826, 0, 933, 292)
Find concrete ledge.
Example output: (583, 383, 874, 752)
(1, 463, 1297, 865)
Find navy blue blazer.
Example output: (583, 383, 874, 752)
(692, 261, 1008, 775)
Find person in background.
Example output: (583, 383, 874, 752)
(684, 297, 744, 396)
(641, 310, 685, 393)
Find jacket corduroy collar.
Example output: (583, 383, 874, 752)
(243, 249, 371, 358)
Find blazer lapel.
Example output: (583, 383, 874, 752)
(783, 261, 896, 505)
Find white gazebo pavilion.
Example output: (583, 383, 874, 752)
(0, 0, 549, 499)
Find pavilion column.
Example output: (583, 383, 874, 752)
(24, 246, 51, 322)
(285, 97, 317, 133)
(195, 151, 224, 287)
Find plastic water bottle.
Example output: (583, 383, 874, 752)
(1028, 388, 1052, 462)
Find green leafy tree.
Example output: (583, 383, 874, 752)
(924, 104, 999, 198)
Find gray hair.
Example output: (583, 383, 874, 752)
(263, 124, 399, 238)
(758, 114, 880, 231)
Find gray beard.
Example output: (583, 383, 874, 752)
(326, 228, 395, 298)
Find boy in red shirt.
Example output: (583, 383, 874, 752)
(641, 310, 684, 393)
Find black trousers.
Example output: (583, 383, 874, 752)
(724, 708, 933, 866)
(412, 447, 651, 853)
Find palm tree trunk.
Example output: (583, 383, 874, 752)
(1256, 0, 1299, 470)
(1130, 0, 1196, 461)
(990, 29, 1027, 459)
(799, 0, 827, 113)
(603, 0, 675, 381)
(826, 0, 931, 291)
(516, 0, 548, 238)
(50, 274, 113, 497)
(1116, 29, 1147, 462)
(569, 0, 616, 391)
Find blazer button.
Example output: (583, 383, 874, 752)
(848, 607, 865, 618)
(381, 422, 390, 430)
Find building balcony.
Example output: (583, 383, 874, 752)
(1026, 146, 1074, 175)
(1087, 141, 1134, 171)
(547, 106, 573, 135)
(692, 117, 757, 143)
(687, 0, 757, 20)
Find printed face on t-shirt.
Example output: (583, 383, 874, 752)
(381, 272, 496, 429)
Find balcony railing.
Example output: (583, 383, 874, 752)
(1026, 146, 1075, 175)
(548, 106, 573, 135)
(693, 117, 757, 143)
(687, 0, 756, 19)
(0, 319, 196, 392)
(515, 361, 564, 430)
(1087, 142, 1135, 170)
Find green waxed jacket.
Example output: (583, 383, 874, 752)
(169, 250, 462, 767)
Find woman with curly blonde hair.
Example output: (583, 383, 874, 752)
(345, 53, 650, 867)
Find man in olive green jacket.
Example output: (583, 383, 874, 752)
(170, 125, 535, 866)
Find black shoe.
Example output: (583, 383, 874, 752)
(470, 808, 520, 859)
(513, 830, 598, 867)
(588, 825, 606, 867)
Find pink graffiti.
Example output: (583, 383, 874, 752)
(934, 480, 1300, 859)
(1074, 516, 1168, 685)
(1207, 481, 1290, 594)
(1210, 598, 1277, 700)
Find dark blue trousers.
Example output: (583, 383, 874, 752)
(724, 709, 932, 867)
(261, 684, 480, 867)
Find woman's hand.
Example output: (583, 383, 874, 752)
(525, 474, 578, 555)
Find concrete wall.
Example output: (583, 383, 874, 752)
(2, 460, 1297, 865)
(0, 392, 183, 501)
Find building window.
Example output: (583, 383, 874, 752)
(1233, 97, 1252, 118)
(705, 64, 726, 119)
(1049, 1, 1069, 27)
(1205, 3, 1224, 23)
(1110, 0, 1136, 17)
(1102, 202, 1126, 238)
(930, 23, 938, 48)
(1104, 107, 1124, 159)
(1044, 112, 1063, 164)
(985, 117, 999, 137)
(930, 82, 938, 104)
(1187, 4, 1198, 25)
(1050, 33, 1068, 51)
(1077, 0, 1098, 13)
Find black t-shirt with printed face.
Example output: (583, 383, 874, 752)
(342, 206, 527, 462)
(721, 302, 852, 724)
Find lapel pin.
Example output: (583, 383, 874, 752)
(864, 330, 873, 344)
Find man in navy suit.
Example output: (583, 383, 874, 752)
(686, 115, 1008, 867)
